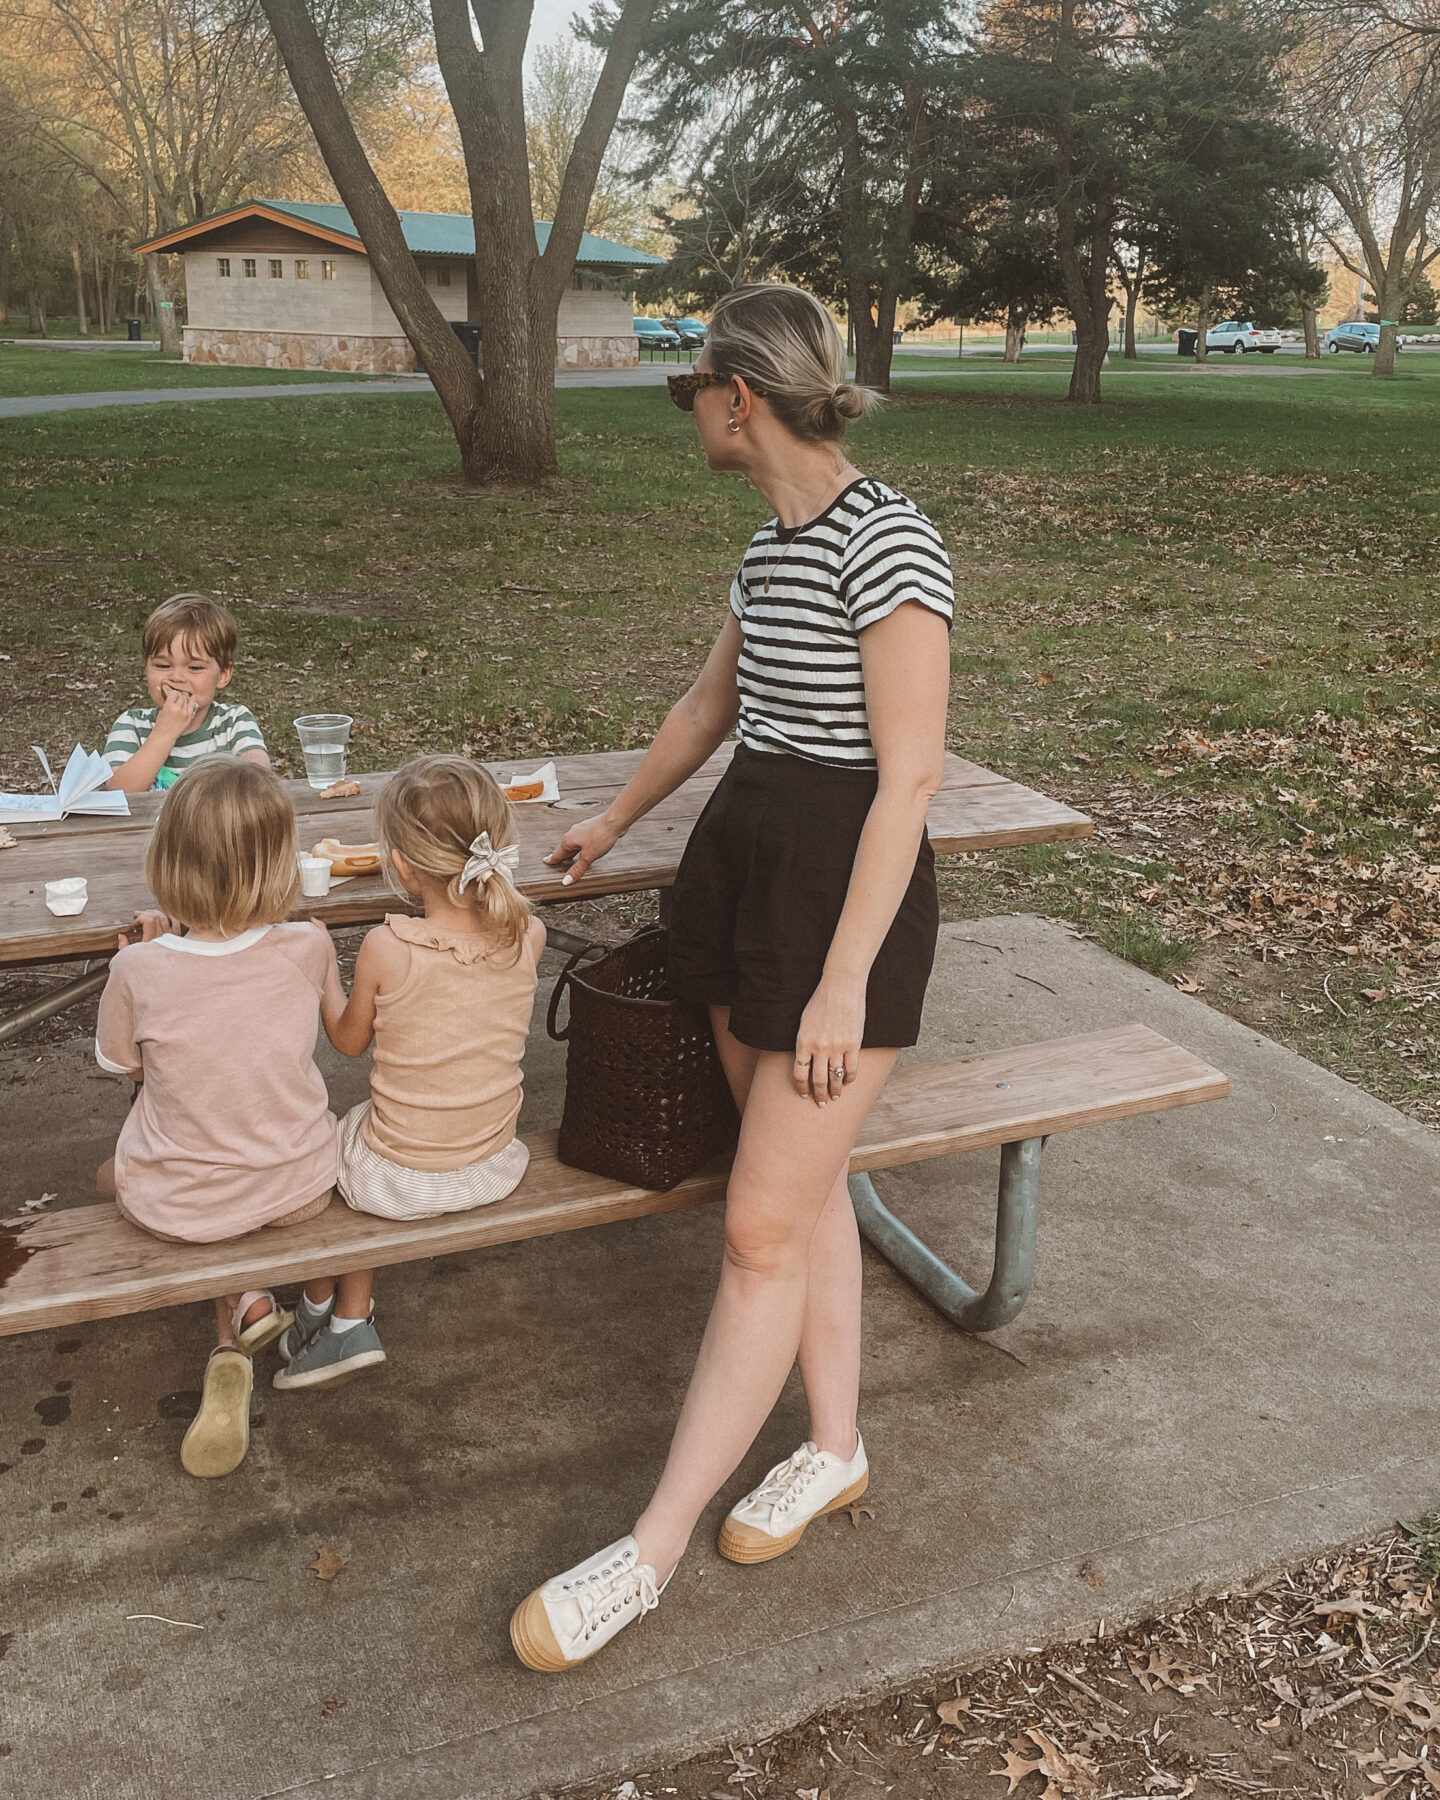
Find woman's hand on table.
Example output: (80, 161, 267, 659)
(119, 909, 175, 950)
(793, 979, 865, 1107)
(544, 814, 625, 887)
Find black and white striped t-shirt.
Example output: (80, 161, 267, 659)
(728, 477, 954, 768)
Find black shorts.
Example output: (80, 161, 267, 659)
(667, 743, 939, 1053)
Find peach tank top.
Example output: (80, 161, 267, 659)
(363, 913, 539, 1173)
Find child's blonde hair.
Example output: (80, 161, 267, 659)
(143, 594, 238, 667)
(146, 757, 299, 936)
(377, 755, 531, 957)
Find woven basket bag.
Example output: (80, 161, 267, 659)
(546, 927, 740, 1192)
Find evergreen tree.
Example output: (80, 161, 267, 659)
(618, 2, 962, 390)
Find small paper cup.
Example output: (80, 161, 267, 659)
(297, 854, 333, 898)
(45, 876, 88, 917)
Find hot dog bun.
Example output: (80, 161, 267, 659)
(313, 838, 382, 878)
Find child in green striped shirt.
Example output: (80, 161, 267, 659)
(103, 594, 269, 792)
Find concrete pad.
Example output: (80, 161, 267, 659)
(2, 917, 1437, 1800)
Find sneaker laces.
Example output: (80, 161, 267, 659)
(753, 1444, 825, 1517)
(561, 1552, 661, 1645)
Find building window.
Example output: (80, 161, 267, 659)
(242, 258, 257, 278)
(322, 260, 336, 281)
(295, 259, 309, 280)
(269, 258, 283, 279)
(217, 257, 231, 277)
(435, 263, 451, 287)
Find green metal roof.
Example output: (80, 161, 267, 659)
(258, 199, 666, 267)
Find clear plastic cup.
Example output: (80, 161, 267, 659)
(294, 714, 353, 790)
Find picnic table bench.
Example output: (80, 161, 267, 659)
(0, 745, 1228, 1339)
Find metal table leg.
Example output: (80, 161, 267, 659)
(0, 964, 112, 1047)
(849, 1136, 1047, 1332)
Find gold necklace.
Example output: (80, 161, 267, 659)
(764, 467, 855, 592)
(763, 530, 800, 593)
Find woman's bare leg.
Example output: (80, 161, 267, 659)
(631, 1034, 897, 1581)
(710, 1010, 863, 1461)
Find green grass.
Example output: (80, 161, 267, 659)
(2, 359, 1437, 1120)
(0, 345, 392, 398)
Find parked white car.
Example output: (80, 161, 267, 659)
(1206, 320, 1282, 354)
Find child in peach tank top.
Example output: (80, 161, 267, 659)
(316, 755, 544, 1231)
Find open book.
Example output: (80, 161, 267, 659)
(0, 745, 131, 822)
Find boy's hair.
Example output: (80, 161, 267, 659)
(377, 755, 531, 959)
(146, 757, 298, 936)
(142, 594, 238, 668)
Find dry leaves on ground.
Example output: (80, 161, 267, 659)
(309, 1546, 347, 1581)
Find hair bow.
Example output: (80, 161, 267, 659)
(458, 831, 520, 893)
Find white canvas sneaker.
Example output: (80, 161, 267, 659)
(719, 1433, 869, 1564)
(510, 1536, 665, 1672)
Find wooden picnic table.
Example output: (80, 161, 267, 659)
(0, 745, 1091, 969)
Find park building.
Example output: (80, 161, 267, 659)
(135, 200, 666, 375)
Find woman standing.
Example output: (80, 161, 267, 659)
(511, 284, 954, 1671)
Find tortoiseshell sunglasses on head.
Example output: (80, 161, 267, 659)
(666, 370, 768, 411)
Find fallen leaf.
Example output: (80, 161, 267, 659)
(937, 1696, 972, 1726)
(1364, 1675, 1440, 1730)
(321, 1694, 345, 1719)
(833, 1501, 874, 1528)
(1079, 1560, 1106, 1590)
(1025, 1726, 1100, 1796)
(310, 1546, 347, 1581)
(990, 1749, 1044, 1794)
(1172, 974, 1200, 993)
(1128, 1648, 1210, 1694)
(1035, 672, 1055, 686)
(18, 1192, 56, 1214)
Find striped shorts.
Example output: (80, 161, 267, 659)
(336, 1100, 530, 1221)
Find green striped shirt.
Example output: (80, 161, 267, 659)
(102, 701, 267, 790)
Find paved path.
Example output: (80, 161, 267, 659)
(11, 350, 1426, 417)
(5, 917, 1437, 1800)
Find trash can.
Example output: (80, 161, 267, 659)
(892, 329, 903, 345)
(450, 320, 481, 366)
(1176, 329, 1197, 357)
(126, 317, 143, 342)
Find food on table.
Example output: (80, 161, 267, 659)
(320, 778, 363, 799)
(501, 776, 545, 802)
(312, 838, 382, 878)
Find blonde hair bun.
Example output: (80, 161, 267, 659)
(708, 284, 885, 443)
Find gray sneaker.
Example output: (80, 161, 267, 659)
(276, 1294, 335, 1366)
(272, 1316, 386, 1390)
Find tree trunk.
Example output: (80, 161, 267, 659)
(1301, 300, 1319, 359)
(264, 0, 654, 484)
(1003, 302, 1027, 362)
(850, 279, 897, 391)
(27, 287, 47, 336)
(144, 254, 181, 352)
(70, 245, 88, 335)
(0, 225, 9, 326)
(1194, 286, 1213, 364)
(1123, 283, 1138, 358)
(1373, 279, 1399, 375)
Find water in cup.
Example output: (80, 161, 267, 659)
(302, 744, 347, 786)
(294, 714, 354, 791)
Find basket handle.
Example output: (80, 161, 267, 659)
(546, 941, 607, 1042)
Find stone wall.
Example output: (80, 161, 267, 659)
(185, 325, 637, 373)
(556, 334, 638, 370)
(183, 328, 416, 374)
